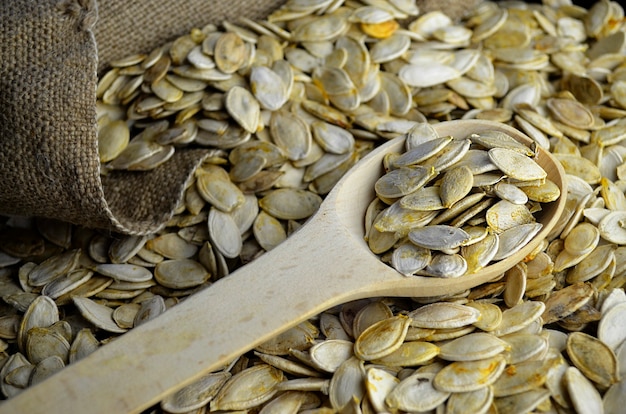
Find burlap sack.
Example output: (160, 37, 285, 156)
(0, 0, 286, 235)
(0, 0, 478, 236)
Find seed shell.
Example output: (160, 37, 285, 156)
(408, 225, 470, 250)
(161, 371, 231, 413)
(259, 189, 322, 220)
(72, 297, 127, 334)
(408, 302, 480, 329)
(566, 331, 619, 388)
(488, 148, 547, 182)
(433, 354, 507, 393)
(565, 367, 604, 414)
(375, 165, 436, 198)
(17, 296, 59, 353)
(154, 259, 210, 289)
(386, 372, 450, 412)
(390, 242, 431, 276)
(309, 339, 354, 373)
(210, 364, 284, 411)
(354, 315, 411, 360)
(598, 302, 626, 351)
(365, 367, 399, 413)
(438, 332, 509, 362)
(328, 356, 366, 411)
(493, 301, 545, 337)
(492, 359, 555, 397)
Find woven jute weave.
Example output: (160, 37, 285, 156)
(0, 0, 477, 236)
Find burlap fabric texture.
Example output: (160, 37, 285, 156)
(0, 0, 478, 236)
(0, 0, 285, 235)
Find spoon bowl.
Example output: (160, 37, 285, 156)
(0, 120, 566, 414)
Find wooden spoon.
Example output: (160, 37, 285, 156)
(0, 120, 566, 414)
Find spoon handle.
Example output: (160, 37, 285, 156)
(0, 211, 374, 414)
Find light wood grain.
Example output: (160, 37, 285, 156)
(0, 120, 566, 414)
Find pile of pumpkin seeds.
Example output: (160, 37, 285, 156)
(366, 122, 560, 279)
(1, 0, 626, 412)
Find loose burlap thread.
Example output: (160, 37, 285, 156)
(0, 0, 477, 236)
